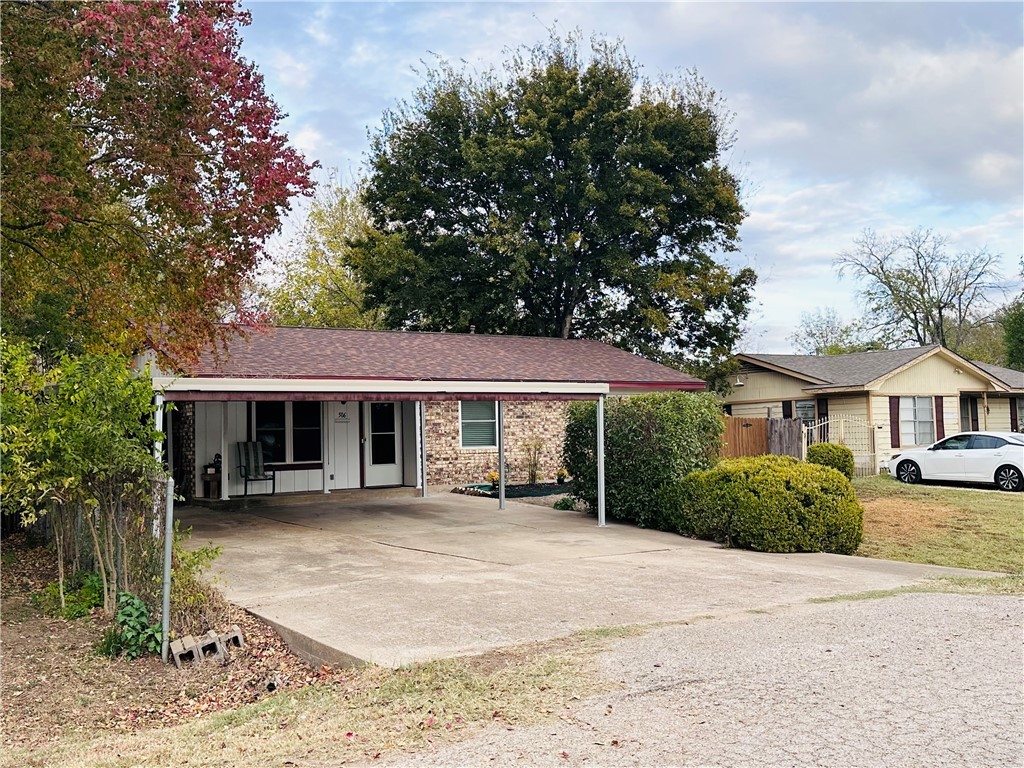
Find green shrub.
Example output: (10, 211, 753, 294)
(678, 455, 863, 554)
(170, 524, 228, 635)
(563, 392, 724, 530)
(98, 592, 162, 660)
(553, 496, 575, 511)
(806, 443, 855, 479)
(32, 571, 104, 619)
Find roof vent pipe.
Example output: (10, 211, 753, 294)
(469, 325, 476, 334)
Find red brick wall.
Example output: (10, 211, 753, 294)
(424, 400, 569, 486)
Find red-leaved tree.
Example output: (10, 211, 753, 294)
(1, 0, 315, 365)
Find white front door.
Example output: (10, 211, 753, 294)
(363, 402, 403, 486)
(329, 402, 358, 490)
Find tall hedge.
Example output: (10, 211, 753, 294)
(562, 392, 724, 529)
(678, 455, 863, 554)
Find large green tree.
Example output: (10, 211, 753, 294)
(261, 182, 384, 329)
(350, 34, 755, 371)
(1, 0, 314, 364)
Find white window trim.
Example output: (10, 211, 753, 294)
(253, 401, 323, 464)
(459, 400, 498, 450)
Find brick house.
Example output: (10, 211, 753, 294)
(153, 327, 704, 502)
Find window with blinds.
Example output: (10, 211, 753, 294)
(899, 396, 935, 446)
(460, 401, 497, 448)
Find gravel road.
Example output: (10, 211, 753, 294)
(374, 593, 1023, 767)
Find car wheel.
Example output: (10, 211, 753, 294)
(896, 460, 920, 484)
(995, 465, 1023, 492)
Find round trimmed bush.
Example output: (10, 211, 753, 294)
(806, 443, 855, 479)
(678, 455, 863, 554)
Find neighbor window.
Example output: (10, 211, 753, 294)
(460, 401, 497, 448)
(253, 401, 322, 464)
(899, 396, 934, 446)
(794, 399, 816, 427)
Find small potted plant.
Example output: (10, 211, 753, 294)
(485, 470, 500, 491)
(556, 468, 570, 485)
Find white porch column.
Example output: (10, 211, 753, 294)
(597, 394, 606, 527)
(152, 392, 165, 537)
(220, 402, 229, 500)
(418, 401, 428, 498)
(497, 400, 506, 510)
(322, 401, 330, 494)
(153, 392, 165, 463)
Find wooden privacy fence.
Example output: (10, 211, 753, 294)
(721, 416, 803, 459)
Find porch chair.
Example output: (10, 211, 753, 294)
(235, 441, 276, 497)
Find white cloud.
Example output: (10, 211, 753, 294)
(267, 49, 311, 90)
(290, 125, 324, 156)
(303, 4, 334, 46)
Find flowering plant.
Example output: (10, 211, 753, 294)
(485, 470, 500, 485)
(556, 468, 570, 482)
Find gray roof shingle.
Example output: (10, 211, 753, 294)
(972, 361, 1024, 391)
(191, 327, 704, 388)
(739, 346, 940, 388)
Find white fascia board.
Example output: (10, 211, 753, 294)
(151, 376, 609, 396)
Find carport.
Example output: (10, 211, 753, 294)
(176, 491, 985, 668)
(152, 327, 705, 524)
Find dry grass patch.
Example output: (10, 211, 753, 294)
(4, 629, 619, 768)
(853, 475, 1024, 573)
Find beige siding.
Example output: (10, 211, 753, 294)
(730, 401, 784, 419)
(985, 397, 1015, 432)
(878, 355, 991, 394)
(724, 370, 812, 404)
(825, 395, 869, 421)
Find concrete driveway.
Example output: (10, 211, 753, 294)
(178, 493, 990, 668)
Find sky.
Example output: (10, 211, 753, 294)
(238, 1, 1024, 353)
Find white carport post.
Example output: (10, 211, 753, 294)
(220, 403, 229, 500)
(152, 392, 165, 537)
(418, 400, 428, 498)
(497, 400, 506, 510)
(322, 402, 330, 494)
(597, 394, 606, 527)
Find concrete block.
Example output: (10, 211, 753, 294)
(170, 635, 202, 668)
(220, 624, 245, 651)
(198, 630, 226, 663)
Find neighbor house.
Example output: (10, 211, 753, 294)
(151, 327, 705, 501)
(722, 345, 1024, 471)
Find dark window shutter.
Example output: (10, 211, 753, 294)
(782, 400, 793, 419)
(969, 398, 979, 431)
(889, 396, 901, 449)
(816, 398, 829, 441)
(934, 396, 945, 441)
(1011, 398, 1019, 432)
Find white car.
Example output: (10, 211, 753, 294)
(888, 431, 1024, 492)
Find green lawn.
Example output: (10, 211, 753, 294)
(853, 474, 1024, 573)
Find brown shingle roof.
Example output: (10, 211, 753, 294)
(191, 327, 703, 389)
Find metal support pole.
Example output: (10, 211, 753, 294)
(497, 400, 506, 510)
(419, 401, 428, 498)
(160, 477, 175, 664)
(220, 403, 229, 500)
(152, 392, 165, 537)
(597, 395, 606, 527)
